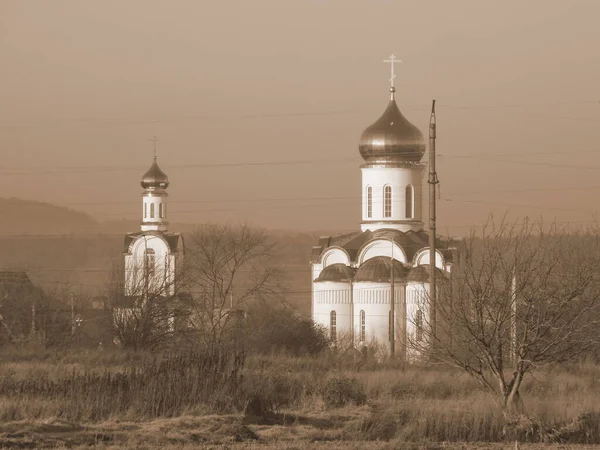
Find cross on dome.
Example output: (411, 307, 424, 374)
(149, 136, 159, 160)
(383, 54, 402, 90)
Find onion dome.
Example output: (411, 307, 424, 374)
(315, 264, 355, 283)
(355, 256, 407, 283)
(358, 88, 425, 164)
(141, 157, 169, 189)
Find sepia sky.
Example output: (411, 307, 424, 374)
(1, 0, 599, 235)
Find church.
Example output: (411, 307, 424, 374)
(310, 62, 453, 358)
(121, 154, 184, 309)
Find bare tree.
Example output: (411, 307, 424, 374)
(109, 258, 186, 351)
(182, 223, 283, 353)
(408, 218, 600, 413)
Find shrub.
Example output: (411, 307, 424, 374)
(322, 374, 367, 409)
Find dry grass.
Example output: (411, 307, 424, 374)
(2, 347, 600, 447)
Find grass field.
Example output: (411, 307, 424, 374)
(2, 345, 600, 449)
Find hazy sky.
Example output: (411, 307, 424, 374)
(1, 0, 599, 235)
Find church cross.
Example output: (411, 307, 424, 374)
(149, 136, 159, 159)
(383, 54, 402, 88)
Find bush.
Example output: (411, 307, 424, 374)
(322, 374, 367, 409)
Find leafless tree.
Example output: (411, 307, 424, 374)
(182, 223, 283, 353)
(108, 258, 186, 351)
(408, 218, 600, 413)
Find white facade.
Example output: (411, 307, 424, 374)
(361, 165, 424, 232)
(141, 191, 169, 232)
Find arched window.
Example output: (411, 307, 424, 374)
(366, 186, 373, 218)
(150, 203, 155, 219)
(405, 185, 414, 219)
(144, 203, 147, 219)
(144, 248, 156, 277)
(384, 185, 392, 218)
(159, 203, 163, 219)
(389, 310, 394, 342)
(360, 310, 366, 342)
(416, 310, 423, 342)
(330, 311, 337, 342)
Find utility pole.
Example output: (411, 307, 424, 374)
(70, 292, 76, 338)
(428, 100, 439, 351)
(390, 239, 395, 358)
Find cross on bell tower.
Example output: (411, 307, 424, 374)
(383, 54, 402, 98)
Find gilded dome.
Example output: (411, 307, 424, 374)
(141, 157, 169, 189)
(358, 89, 425, 164)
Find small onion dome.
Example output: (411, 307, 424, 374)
(141, 157, 169, 189)
(355, 256, 408, 283)
(407, 265, 445, 283)
(358, 90, 425, 164)
(314, 264, 355, 283)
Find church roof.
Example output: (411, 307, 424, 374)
(407, 264, 446, 283)
(358, 90, 425, 165)
(311, 228, 454, 264)
(141, 157, 169, 189)
(314, 263, 356, 283)
(123, 231, 183, 254)
(354, 256, 408, 283)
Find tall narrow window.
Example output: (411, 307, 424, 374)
(405, 185, 414, 219)
(144, 203, 147, 219)
(150, 203, 155, 219)
(384, 185, 392, 218)
(389, 310, 394, 341)
(159, 203, 163, 219)
(330, 311, 337, 342)
(360, 310, 366, 341)
(367, 186, 373, 218)
(416, 310, 423, 342)
(144, 248, 156, 277)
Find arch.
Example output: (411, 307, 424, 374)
(330, 310, 337, 342)
(415, 310, 423, 342)
(321, 247, 351, 267)
(360, 310, 366, 342)
(366, 186, 373, 218)
(405, 185, 414, 219)
(357, 239, 408, 265)
(413, 248, 446, 270)
(150, 203, 155, 219)
(383, 185, 392, 218)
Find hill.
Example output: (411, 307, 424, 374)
(0, 198, 98, 235)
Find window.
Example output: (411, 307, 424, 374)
(360, 310, 366, 341)
(150, 203, 155, 219)
(159, 203, 163, 219)
(367, 186, 373, 218)
(416, 310, 423, 342)
(330, 311, 337, 342)
(384, 185, 392, 218)
(145, 248, 156, 277)
(405, 185, 414, 219)
(144, 203, 147, 219)
(389, 310, 394, 342)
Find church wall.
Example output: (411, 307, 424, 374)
(353, 282, 405, 347)
(406, 282, 430, 358)
(124, 235, 172, 297)
(361, 166, 424, 232)
(312, 281, 352, 341)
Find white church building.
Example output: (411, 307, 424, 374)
(123, 155, 184, 299)
(310, 72, 453, 357)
